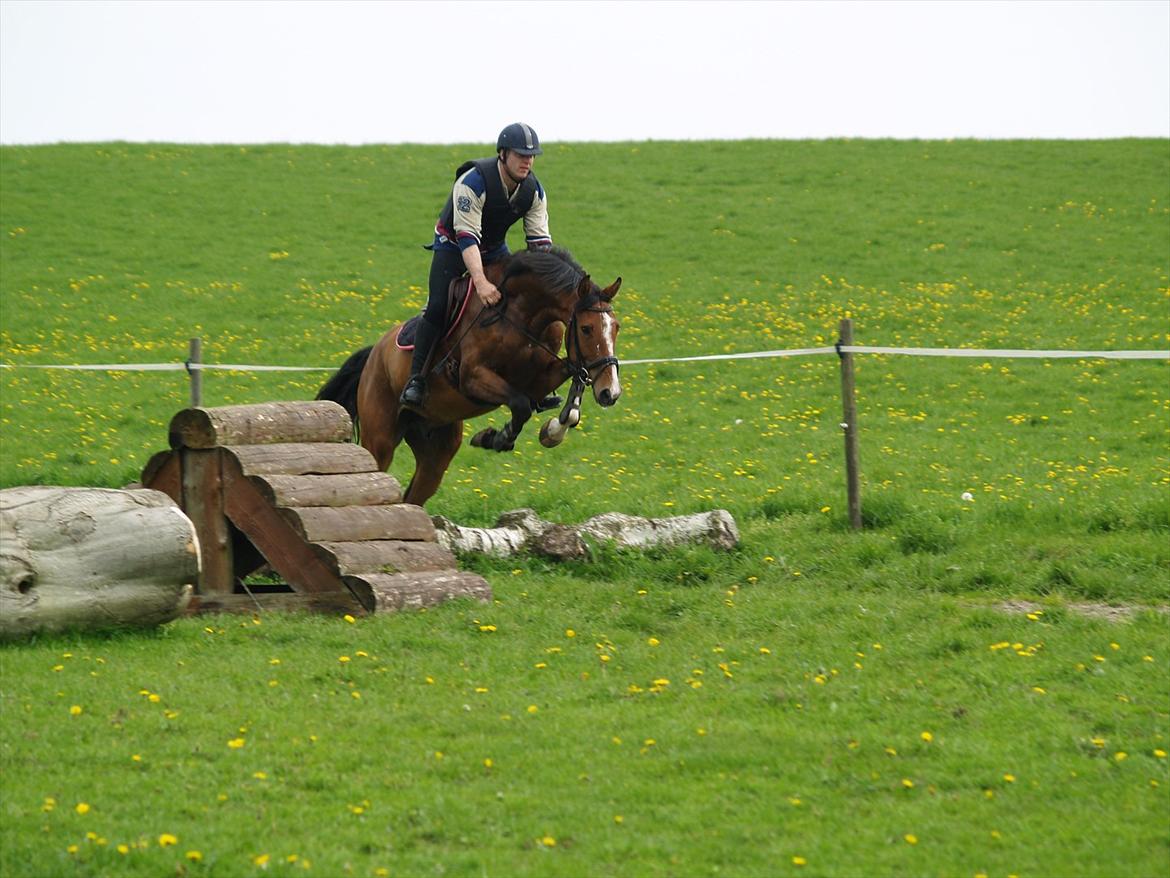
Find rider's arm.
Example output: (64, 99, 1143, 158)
(524, 181, 551, 250)
(450, 170, 500, 305)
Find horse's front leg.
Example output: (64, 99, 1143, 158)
(463, 369, 534, 453)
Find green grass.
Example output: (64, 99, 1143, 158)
(2, 577, 1167, 877)
(1, 139, 1169, 875)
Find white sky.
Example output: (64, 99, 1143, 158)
(1, 0, 1168, 145)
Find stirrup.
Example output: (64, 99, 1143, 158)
(400, 375, 428, 408)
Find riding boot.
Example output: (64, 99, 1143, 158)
(399, 319, 442, 408)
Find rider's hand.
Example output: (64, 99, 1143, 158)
(476, 280, 501, 307)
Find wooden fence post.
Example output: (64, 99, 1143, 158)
(838, 318, 863, 530)
(188, 337, 203, 408)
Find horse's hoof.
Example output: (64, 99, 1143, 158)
(470, 428, 494, 448)
(539, 419, 564, 448)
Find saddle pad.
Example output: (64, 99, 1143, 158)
(396, 277, 476, 350)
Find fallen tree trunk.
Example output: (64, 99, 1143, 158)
(431, 507, 740, 560)
(0, 487, 198, 639)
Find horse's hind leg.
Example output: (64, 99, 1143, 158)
(402, 421, 463, 507)
(356, 344, 405, 471)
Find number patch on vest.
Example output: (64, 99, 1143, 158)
(457, 195, 472, 213)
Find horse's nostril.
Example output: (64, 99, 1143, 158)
(599, 388, 617, 407)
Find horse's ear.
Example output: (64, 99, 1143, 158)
(601, 277, 622, 301)
(576, 274, 593, 297)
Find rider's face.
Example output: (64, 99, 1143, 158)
(502, 150, 534, 180)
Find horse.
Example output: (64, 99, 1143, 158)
(316, 247, 622, 507)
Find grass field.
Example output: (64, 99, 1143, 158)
(1, 139, 1168, 876)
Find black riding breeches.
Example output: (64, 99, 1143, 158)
(424, 248, 467, 329)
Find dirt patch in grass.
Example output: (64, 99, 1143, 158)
(994, 600, 1170, 622)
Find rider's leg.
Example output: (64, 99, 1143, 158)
(400, 249, 464, 408)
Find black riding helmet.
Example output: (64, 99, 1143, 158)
(497, 122, 543, 156)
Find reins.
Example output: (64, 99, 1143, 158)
(426, 275, 619, 409)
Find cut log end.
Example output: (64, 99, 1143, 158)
(0, 487, 199, 640)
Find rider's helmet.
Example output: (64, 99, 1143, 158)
(497, 122, 543, 156)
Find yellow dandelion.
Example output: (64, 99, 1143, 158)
(793, 855, 807, 866)
(904, 834, 918, 845)
(253, 853, 270, 867)
(69, 705, 83, 716)
(158, 833, 178, 847)
(227, 738, 245, 749)
(540, 835, 557, 847)
(920, 731, 933, 743)
(75, 802, 90, 815)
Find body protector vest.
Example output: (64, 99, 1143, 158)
(436, 157, 539, 253)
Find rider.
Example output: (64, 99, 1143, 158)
(399, 122, 553, 409)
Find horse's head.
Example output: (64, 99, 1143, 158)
(571, 273, 622, 407)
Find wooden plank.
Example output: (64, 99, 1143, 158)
(249, 472, 402, 508)
(220, 457, 351, 597)
(140, 450, 181, 504)
(224, 443, 377, 477)
(311, 540, 456, 576)
(181, 448, 234, 595)
(279, 504, 435, 543)
(169, 401, 352, 449)
(188, 590, 363, 615)
(344, 570, 492, 613)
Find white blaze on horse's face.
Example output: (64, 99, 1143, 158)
(592, 308, 621, 406)
(587, 277, 622, 408)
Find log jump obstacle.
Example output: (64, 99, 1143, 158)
(141, 401, 491, 615)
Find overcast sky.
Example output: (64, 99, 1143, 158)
(1, 0, 1167, 145)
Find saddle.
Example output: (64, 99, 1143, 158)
(396, 276, 476, 350)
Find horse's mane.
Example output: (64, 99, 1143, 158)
(503, 246, 585, 297)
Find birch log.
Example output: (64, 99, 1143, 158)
(431, 508, 739, 560)
(0, 487, 198, 639)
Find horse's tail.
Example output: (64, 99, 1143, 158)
(316, 346, 372, 428)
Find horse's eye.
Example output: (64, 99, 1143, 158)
(581, 325, 593, 336)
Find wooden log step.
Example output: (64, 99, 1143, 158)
(189, 590, 364, 615)
(223, 443, 378, 477)
(344, 570, 492, 613)
(312, 540, 457, 576)
(248, 472, 402, 508)
(278, 504, 435, 543)
(169, 401, 352, 450)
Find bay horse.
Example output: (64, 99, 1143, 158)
(317, 247, 622, 507)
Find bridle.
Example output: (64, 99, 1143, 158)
(481, 285, 620, 388)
